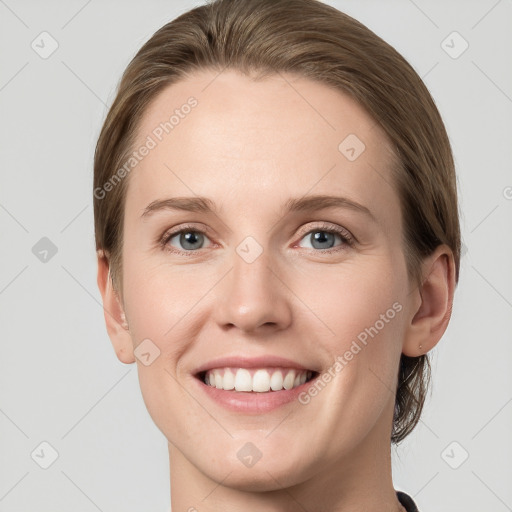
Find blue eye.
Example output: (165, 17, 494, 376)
(298, 229, 348, 251)
(160, 223, 354, 255)
(162, 226, 212, 253)
(295, 221, 354, 253)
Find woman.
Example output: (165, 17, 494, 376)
(94, 0, 460, 510)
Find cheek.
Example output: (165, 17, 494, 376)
(122, 258, 206, 350)
(293, 259, 405, 353)
(294, 266, 406, 456)
(120, 262, 207, 441)
(297, 260, 406, 413)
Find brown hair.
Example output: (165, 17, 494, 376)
(93, 0, 460, 444)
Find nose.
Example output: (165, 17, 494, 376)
(213, 243, 293, 334)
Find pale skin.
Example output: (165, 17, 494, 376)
(97, 69, 455, 512)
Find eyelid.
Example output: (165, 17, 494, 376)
(294, 221, 356, 246)
(161, 222, 212, 239)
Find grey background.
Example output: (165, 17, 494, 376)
(0, 0, 511, 511)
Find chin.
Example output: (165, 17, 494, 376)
(213, 466, 307, 493)
(197, 447, 315, 493)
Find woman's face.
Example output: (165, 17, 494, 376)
(117, 69, 416, 489)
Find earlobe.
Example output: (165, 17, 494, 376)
(402, 245, 456, 357)
(96, 250, 135, 364)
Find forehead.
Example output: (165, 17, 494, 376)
(125, 68, 399, 224)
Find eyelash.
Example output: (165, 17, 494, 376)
(159, 222, 355, 256)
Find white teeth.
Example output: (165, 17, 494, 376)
(223, 368, 235, 390)
(204, 367, 311, 392)
(253, 369, 271, 392)
(283, 370, 296, 390)
(270, 371, 283, 391)
(234, 368, 252, 391)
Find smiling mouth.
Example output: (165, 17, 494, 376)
(196, 367, 318, 392)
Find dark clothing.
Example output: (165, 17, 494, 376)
(397, 490, 419, 512)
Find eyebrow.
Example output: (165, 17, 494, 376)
(141, 194, 376, 221)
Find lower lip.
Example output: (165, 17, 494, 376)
(194, 375, 317, 413)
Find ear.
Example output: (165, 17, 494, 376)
(96, 250, 135, 364)
(402, 244, 456, 357)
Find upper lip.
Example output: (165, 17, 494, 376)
(192, 355, 316, 376)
